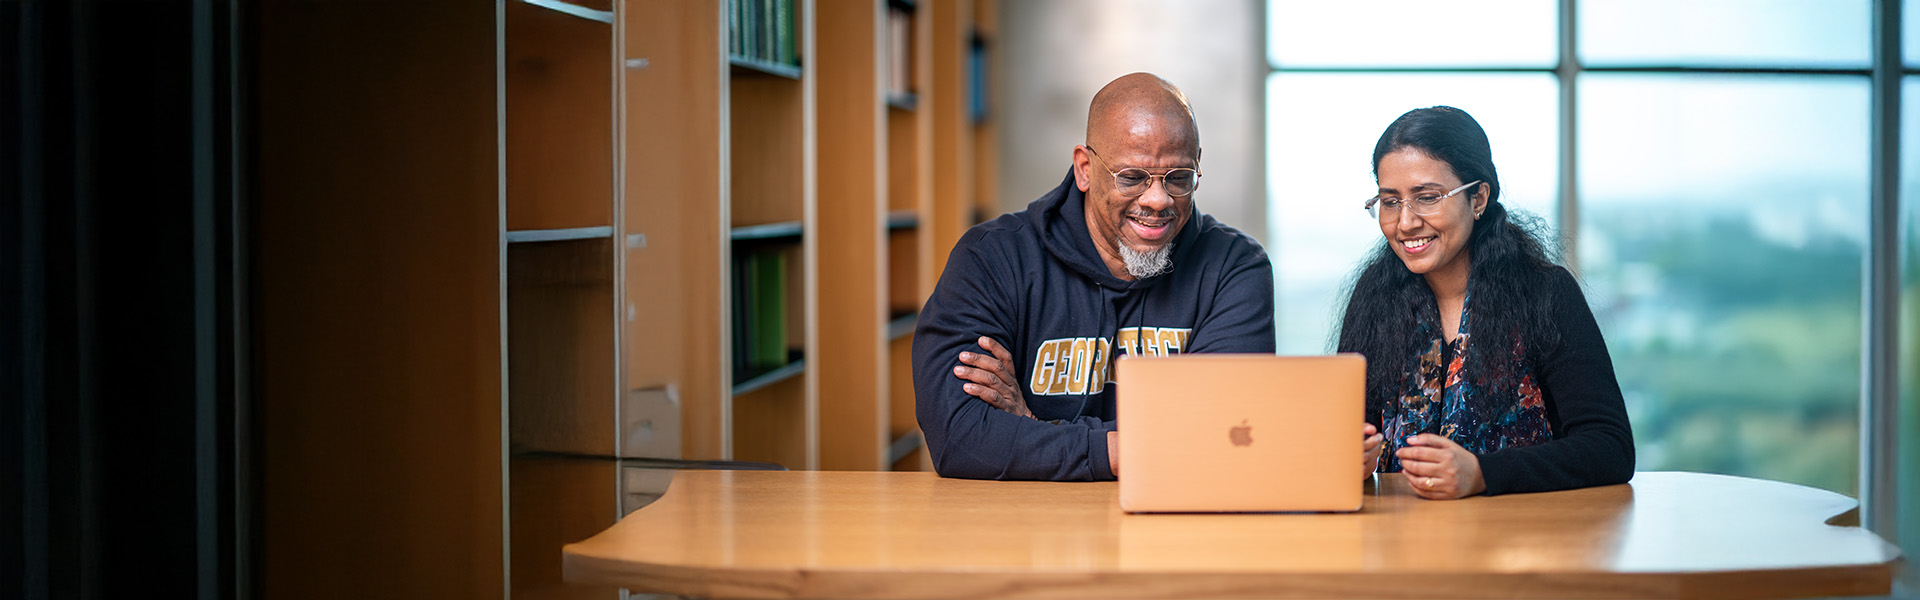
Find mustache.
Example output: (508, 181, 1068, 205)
(1127, 208, 1177, 220)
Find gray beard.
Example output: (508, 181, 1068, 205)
(1117, 239, 1174, 279)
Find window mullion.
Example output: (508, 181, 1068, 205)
(1863, 0, 1902, 541)
(1558, 0, 1580, 270)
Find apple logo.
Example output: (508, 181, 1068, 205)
(1229, 419, 1253, 446)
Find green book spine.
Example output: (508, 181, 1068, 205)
(778, 0, 793, 66)
(760, 0, 774, 64)
(730, 0, 743, 58)
(749, 251, 788, 370)
(744, 0, 756, 61)
(731, 251, 750, 380)
(741, 0, 753, 60)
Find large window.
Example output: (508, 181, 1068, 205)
(1267, 0, 1898, 508)
(1578, 75, 1868, 492)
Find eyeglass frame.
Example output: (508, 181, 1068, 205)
(1082, 145, 1202, 198)
(1364, 180, 1482, 220)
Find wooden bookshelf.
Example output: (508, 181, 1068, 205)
(883, 0, 949, 472)
(730, 72, 808, 229)
(506, 226, 615, 243)
(623, 0, 727, 464)
(734, 357, 806, 396)
(504, 3, 620, 599)
(815, 0, 888, 471)
(731, 220, 805, 241)
(257, 0, 994, 596)
(506, 237, 617, 459)
(618, 0, 983, 476)
(255, 1, 505, 598)
(887, 230, 922, 317)
(508, 456, 621, 600)
(889, 321, 929, 470)
(931, 0, 977, 279)
(734, 371, 811, 466)
(727, 238, 808, 464)
(887, 91, 920, 110)
(729, 0, 815, 471)
(730, 55, 804, 79)
(970, 0, 999, 224)
(506, 0, 615, 231)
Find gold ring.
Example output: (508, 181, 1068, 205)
(1424, 477, 1434, 489)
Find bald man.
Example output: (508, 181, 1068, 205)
(912, 73, 1276, 481)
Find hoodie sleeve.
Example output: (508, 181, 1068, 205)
(1187, 238, 1277, 354)
(914, 236, 1117, 481)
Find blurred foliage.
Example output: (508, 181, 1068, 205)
(1901, 202, 1920, 558)
(1584, 211, 1860, 494)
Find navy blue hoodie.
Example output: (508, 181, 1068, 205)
(913, 168, 1276, 481)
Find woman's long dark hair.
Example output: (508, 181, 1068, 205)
(1336, 106, 1564, 425)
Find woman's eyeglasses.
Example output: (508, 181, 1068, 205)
(1364, 180, 1480, 220)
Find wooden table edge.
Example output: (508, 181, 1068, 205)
(562, 546, 1899, 600)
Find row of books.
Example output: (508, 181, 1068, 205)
(883, 6, 992, 121)
(726, 0, 985, 121)
(730, 0, 798, 68)
(732, 246, 791, 382)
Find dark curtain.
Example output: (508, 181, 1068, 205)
(3, 1, 249, 598)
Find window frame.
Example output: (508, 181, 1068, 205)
(1264, 0, 1907, 544)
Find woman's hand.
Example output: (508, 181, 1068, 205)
(1396, 433, 1486, 499)
(1360, 423, 1385, 481)
(955, 336, 1032, 418)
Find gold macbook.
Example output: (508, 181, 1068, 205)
(1116, 354, 1365, 513)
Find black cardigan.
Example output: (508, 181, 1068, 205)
(1474, 267, 1636, 495)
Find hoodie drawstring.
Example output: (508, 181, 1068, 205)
(1073, 285, 1109, 420)
(1077, 282, 1152, 422)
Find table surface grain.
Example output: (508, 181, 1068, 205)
(563, 470, 1901, 599)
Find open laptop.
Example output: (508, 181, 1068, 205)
(1116, 354, 1365, 513)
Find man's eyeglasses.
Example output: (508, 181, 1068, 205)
(1085, 146, 1200, 198)
(1364, 180, 1481, 220)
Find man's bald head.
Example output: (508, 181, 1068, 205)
(1085, 73, 1199, 154)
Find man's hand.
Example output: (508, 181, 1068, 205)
(1396, 433, 1486, 500)
(1360, 423, 1384, 481)
(954, 336, 1032, 418)
(1108, 430, 1119, 477)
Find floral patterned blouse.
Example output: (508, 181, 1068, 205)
(1377, 297, 1554, 473)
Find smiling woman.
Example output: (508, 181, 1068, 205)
(1265, 72, 1557, 355)
(1336, 106, 1634, 500)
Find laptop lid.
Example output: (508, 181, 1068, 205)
(1116, 354, 1365, 513)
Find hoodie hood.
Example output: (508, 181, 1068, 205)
(1026, 167, 1202, 291)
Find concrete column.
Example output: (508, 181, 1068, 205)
(994, 0, 1268, 245)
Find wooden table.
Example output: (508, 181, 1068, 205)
(562, 471, 1901, 599)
